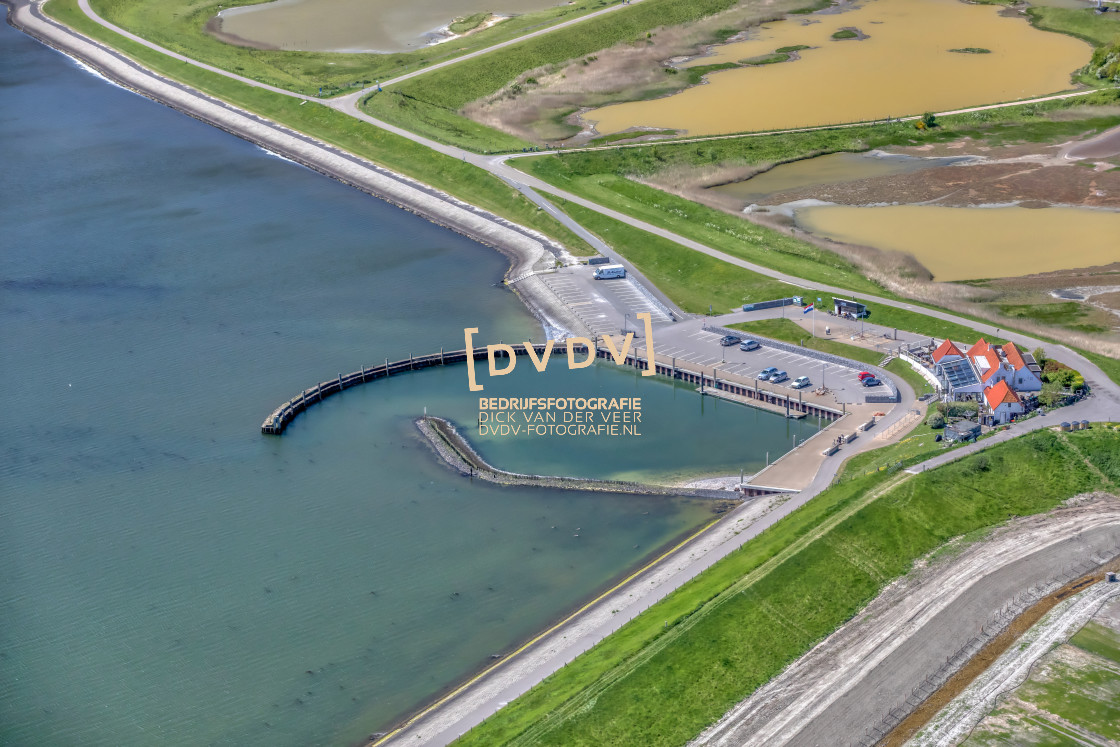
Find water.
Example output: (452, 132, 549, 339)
(588, 0, 1090, 136)
(795, 204, 1120, 281)
(0, 24, 809, 745)
(710, 152, 968, 205)
(216, 0, 564, 52)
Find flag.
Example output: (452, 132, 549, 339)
(803, 304, 814, 314)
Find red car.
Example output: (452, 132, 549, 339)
(857, 371, 874, 381)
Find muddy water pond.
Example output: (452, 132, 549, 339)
(215, 0, 562, 52)
(588, 0, 1089, 137)
(711, 151, 969, 204)
(795, 205, 1120, 281)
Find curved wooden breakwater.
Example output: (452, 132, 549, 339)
(261, 342, 845, 435)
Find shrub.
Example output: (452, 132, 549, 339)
(926, 412, 946, 429)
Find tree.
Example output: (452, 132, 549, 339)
(926, 411, 946, 429)
(1032, 346, 1048, 368)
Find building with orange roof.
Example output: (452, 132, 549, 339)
(932, 337, 1043, 401)
(931, 339, 964, 364)
(983, 380, 1024, 424)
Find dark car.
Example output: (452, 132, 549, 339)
(719, 335, 742, 347)
(861, 377, 881, 387)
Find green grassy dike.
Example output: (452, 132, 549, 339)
(89, 0, 622, 96)
(454, 428, 1120, 747)
(44, 0, 597, 256)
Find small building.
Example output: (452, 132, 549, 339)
(833, 297, 868, 318)
(945, 421, 982, 443)
(984, 380, 1024, 425)
(931, 339, 965, 365)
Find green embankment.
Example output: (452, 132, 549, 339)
(455, 429, 1119, 746)
(44, 0, 596, 256)
(728, 318, 884, 365)
(87, 0, 617, 97)
(520, 156, 885, 293)
(886, 357, 935, 396)
(382, 0, 746, 111)
(551, 198, 794, 311)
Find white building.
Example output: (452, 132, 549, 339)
(984, 380, 1025, 425)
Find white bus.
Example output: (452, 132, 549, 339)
(593, 264, 626, 280)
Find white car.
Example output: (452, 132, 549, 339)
(791, 376, 811, 389)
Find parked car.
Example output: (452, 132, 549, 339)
(719, 335, 742, 347)
(791, 376, 811, 389)
(857, 371, 874, 381)
(768, 370, 789, 384)
(739, 339, 761, 352)
(757, 367, 778, 380)
(861, 376, 881, 387)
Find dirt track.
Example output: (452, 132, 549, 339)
(690, 497, 1120, 747)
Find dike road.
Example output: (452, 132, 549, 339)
(7, 1, 1120, 744)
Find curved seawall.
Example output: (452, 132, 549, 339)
(261, 341, 845, 434)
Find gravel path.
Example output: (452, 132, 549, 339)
(691, 500, 1120, 747)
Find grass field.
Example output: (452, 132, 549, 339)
(998, 301, 1111, 335)
(454, 429, 1117, 746)
(965, 617, 1120, 747)
(728, 318, 884, 365)
(1071, 621, 1120, 664)
(1028, 6, 1120, 49)
(87, 0, 621, 96)
(45, 0, 597, 256)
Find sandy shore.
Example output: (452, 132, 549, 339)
(3, 0, 583, 338)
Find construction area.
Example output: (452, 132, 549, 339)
(689, 497, 1120, 747)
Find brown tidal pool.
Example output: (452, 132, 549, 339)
(795, 204, 1120, 281)
(587, 0, 1090, 137)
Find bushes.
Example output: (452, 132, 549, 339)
(926, 411, 946, 429)
(1087, 41, 1120, 83)
(1042, 360, 1086, 390)
(937, 401, 979, 418)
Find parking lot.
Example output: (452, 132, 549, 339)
(653, 326, 874, 405)
(540, 266, 674, 337)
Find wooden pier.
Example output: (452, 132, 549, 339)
(261, 341, 845, 435)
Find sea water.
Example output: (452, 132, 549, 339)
(0, 22, 809, 745)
